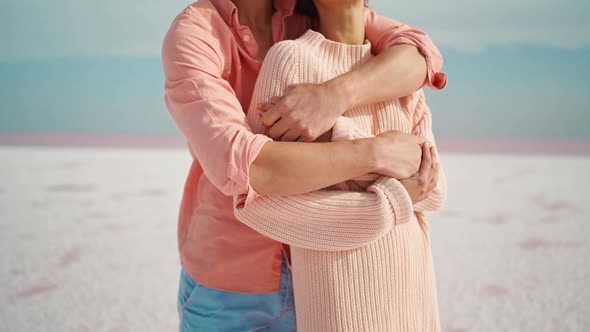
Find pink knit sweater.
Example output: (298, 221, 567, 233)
(234, 29, 447, 332)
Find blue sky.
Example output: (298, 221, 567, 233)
(0, 0, 589, 140)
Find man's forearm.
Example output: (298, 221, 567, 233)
(250, 139, 377, 196)
(326, 44, 427, 111)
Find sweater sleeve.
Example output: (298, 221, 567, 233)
(410, 91, 448, 212)
(233, 41, 414, 251)
(234, 178, 413, 251)
(331, 92, 448, 212)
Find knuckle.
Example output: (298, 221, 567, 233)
(302, 135, 314, 142)
(279, 100, 290, 110)
(263, 117, 276, 127)
(284, 112, 297, 123)
(294, 121, 307, 130)
(301, 128, 314, 138)
(417, 177, 426, 186)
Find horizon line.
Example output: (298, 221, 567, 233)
(0, 133, 589, 156)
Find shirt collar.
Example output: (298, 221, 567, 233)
(210, 0, 296, 27)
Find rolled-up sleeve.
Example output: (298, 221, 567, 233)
(161, 13, 273, 207)
(364, 7, 448, 90)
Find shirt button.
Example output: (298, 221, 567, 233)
(243, 35, 251, 42)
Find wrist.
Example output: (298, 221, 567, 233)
(322, 76, 355, 114)
(359, 137, 381, 174)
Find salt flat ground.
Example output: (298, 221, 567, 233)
(0, 147, 588, 332)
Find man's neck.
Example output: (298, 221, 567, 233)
(232, 0, 273, 32)
(316, 4, 365, 45)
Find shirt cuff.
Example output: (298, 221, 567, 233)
(389, 36, 448, 91)
(424, 63, 448, 91)
(230, 134, 274, 209)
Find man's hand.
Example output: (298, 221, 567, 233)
(259, 83, 348, 142)
(399, 141, 440, 204)
(371, 130, 428, 180)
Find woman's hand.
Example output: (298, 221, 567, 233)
(399, 141, 440, 204)
(372, 130, 427, 180)
(258, 83, 346, 142)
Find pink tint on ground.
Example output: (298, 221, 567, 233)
(446, 327, 468, 332)
(0, 133, 186, 148)
(480, 213, 510, 225)
(47, 184, 96, 193)
(532, 198, 578, 212)
(437, 138, 590, 155)
(11, 269, 24, 276)
(518, 237, 557, 250)
(535, 215, 561, 224)
(12, 283, 58, 299)
(104, 224, 125, 232)
(1, 133, 590, 155)
(481, 284, 510, 297)
(58, 248, 82, 268)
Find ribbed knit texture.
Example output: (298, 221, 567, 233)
(234, 29, 447, 331)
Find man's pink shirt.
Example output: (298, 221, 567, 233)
(161, 0, 447, 293)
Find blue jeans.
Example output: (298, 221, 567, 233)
(177, 255, 296, 332)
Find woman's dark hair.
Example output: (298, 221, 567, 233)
(295, 0, 319, 19)
(295, 0, 368, 19)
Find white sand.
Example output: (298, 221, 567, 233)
(0, 146, 588, 332)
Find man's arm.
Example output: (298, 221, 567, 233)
(260, 7, 448, 142)
(161, 10, 421, 207)
(354, 7, 448, 99)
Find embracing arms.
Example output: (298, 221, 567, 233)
(161, 11, 424, 209)
(259, 7, 448, 142)
(234, 42, 427, 251)
(235, 94, 446, 252)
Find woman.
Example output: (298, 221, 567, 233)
(162, 0, 447, 330)
(233, 0, 447, 331)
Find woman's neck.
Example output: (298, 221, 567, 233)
(316, 3, 365, 45)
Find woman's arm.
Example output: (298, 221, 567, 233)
(234, 41, 415, 251)
(234, 177, 414, 251)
